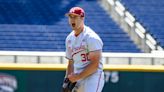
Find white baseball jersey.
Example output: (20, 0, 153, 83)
(65, 25, 103, 74)
(65, 25, 104, 92)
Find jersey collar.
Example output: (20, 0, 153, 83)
(74, 25, 86, 37)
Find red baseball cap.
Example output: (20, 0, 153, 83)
(66, 7, 85, 17)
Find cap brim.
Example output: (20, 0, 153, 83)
(65, 13, 81, 17)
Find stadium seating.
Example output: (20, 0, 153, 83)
(0, 0, 141, 52)
(120, 0, 164, 49)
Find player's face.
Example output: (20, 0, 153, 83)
(68, 14, 84, 30)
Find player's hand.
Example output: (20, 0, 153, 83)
(62, 78, 77, 92)
(68, 73, 80, 83)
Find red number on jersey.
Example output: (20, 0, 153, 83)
(81, 53, 89, 62)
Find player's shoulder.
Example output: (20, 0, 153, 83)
(85, 25, 101, 39)
(66, 31, 74, 41)
(84, 25, 103, 46)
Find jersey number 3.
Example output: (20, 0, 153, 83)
(81, 53, 89, 62)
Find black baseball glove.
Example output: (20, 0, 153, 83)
(62, 78, 77, 92)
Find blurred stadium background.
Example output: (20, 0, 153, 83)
(0, 0, 163, 92)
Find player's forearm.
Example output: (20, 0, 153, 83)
(66, 61, 74, 77)
(78, 61, 99, 79)
(67, 64, 74, 75)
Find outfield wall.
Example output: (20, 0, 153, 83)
(0, 64, 164, 92)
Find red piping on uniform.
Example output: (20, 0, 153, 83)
(96, 72, 102, 92)
(72, 49, 85, 58)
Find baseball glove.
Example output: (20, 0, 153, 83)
(62, 78, 77, 92)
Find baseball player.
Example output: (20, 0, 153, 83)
(63, 7, 104, 92)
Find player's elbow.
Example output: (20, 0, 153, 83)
(89, 61, 99, 74)
(88, 50, 101, 70)
(89, 58, 99, 71)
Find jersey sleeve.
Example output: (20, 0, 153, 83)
(87, 35, 103, 52)
(65, 38, 73, 60)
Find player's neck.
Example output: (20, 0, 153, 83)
(74, 25, 84, 37)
